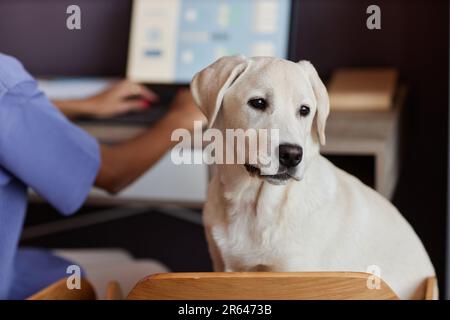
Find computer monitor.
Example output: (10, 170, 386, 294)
(127, 0, 292, 84)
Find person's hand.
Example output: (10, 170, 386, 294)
(82, 80, 158, 117)
(163, 89, 206, 132)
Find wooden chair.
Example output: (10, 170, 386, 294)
(27, 278, 96, 300)
(27, 272, 437, 300)
(109, 272, 437, 300)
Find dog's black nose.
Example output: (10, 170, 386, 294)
(278, 144, 303, 168)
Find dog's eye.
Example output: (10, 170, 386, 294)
(248, 98, 267, 111)
(299, 105, 310, 117)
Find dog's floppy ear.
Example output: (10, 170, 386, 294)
(298, 60, 330, 145)
(191, 55, 249, 128)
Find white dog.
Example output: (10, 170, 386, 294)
(191, 55, 436, 299)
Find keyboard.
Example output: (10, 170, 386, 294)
(77, 103, 169, 126)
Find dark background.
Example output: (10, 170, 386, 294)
(0, 0, 448, 296)
(0, 0, 132, 76)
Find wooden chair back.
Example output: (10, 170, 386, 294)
(27, 278, 96, 300)
(126, 272, 402, 300)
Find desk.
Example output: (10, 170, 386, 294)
(77, 121, 207, 207)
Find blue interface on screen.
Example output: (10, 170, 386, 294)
(128, 0, 291, 83)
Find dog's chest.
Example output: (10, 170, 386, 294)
(214, 190, 294, 271)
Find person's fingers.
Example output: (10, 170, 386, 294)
(119, 80, 158, 102)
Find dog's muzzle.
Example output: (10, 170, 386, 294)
(244, 144, 303, 184)
(244, 164, 300, 185)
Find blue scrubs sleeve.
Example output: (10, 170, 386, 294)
(0, 80, 100, 215)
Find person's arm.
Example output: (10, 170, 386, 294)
(53, 80, 158, 119)
(94, 89, 205, 194)
(0, 80, 102, 215)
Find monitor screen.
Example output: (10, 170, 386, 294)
(127, 0, 291, 84)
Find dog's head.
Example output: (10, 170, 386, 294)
(191, 56, 329, 185)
